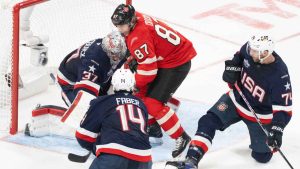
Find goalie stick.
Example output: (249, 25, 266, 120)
(234, 82, 294, 169)
(68, 151, 91, 163)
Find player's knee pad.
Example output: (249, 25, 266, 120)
(251, 151, 273, 163)
(143, 97, 164, 117)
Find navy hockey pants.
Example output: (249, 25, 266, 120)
(89, 153, 152, 169)
(190, 94, 272, 156)
(206, 94, 271, 153)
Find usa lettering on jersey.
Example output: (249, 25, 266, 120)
(241, 72, 265, 103)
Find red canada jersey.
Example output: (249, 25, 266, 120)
(125, 12, 197, 89)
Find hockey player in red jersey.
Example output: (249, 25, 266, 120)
(165, 34, 293, 169)
(111, 4, 197, 157)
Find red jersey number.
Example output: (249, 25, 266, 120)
(155, 24, 180, 46)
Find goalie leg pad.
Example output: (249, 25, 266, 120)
(32, 105, 66, 117)
(26, 105, 75, 138)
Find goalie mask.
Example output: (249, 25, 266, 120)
(246, 34, 275, 63)
(111, 69, 135, 92)
(102, 31, 127, 66)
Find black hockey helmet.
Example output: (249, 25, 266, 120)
(111, 4, 135, 26)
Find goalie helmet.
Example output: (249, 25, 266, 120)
(111, 4, 135, 26)
(247, 34, 275, 54)
(111, 69, 135, 92)
(102, 31, 127, 65)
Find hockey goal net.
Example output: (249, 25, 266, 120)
(0, 0, 131, 135)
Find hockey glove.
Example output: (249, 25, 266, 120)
(267, 122, 284, 148)
(124, 55, 138, 73)
(222, 60, 242, 84)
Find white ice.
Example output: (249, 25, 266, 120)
(1, 0, 300, 169)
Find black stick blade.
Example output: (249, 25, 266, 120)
(68, 152, 91, 163)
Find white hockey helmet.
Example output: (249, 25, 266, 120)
(111, 68, 135, 92)
(102, 31, 127, 65)
(247, 34, 275, 54)
(247, 34, 275, 63)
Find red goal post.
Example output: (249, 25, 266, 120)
(0, 0, 132, 135)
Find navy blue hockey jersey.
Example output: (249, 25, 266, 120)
(229, 43, 292, 124)
(57, 39, 125, 99)
(75, 92, 152, 162)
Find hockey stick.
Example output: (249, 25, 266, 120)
(234, 82, 294, 169)
(50, 73, 72, 106)
(68, 151, 91, 163)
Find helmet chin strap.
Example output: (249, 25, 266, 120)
(258, 51, 272, 64)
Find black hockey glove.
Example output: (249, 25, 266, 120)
(267, 122, 284, 148)
(222, 60, 242, 84)
(128, 58, 138, 73)
(125, 55, 138, 73)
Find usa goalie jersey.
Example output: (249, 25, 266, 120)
(57, 38, 125, 102)
(75, 92, 152, 162)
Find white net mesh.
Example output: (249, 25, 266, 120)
(0, 1, 15, 133)
(0, 0, 125, 134)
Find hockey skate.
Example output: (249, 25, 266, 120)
(172, 131, 191, 158)
(165, 157, 198, 169)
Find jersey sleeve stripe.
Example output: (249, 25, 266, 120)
(76, 127, 98, 139)
(75, 130, 97, 143)
(74, 80, 100, 96)
(57, 71, 75, 85)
